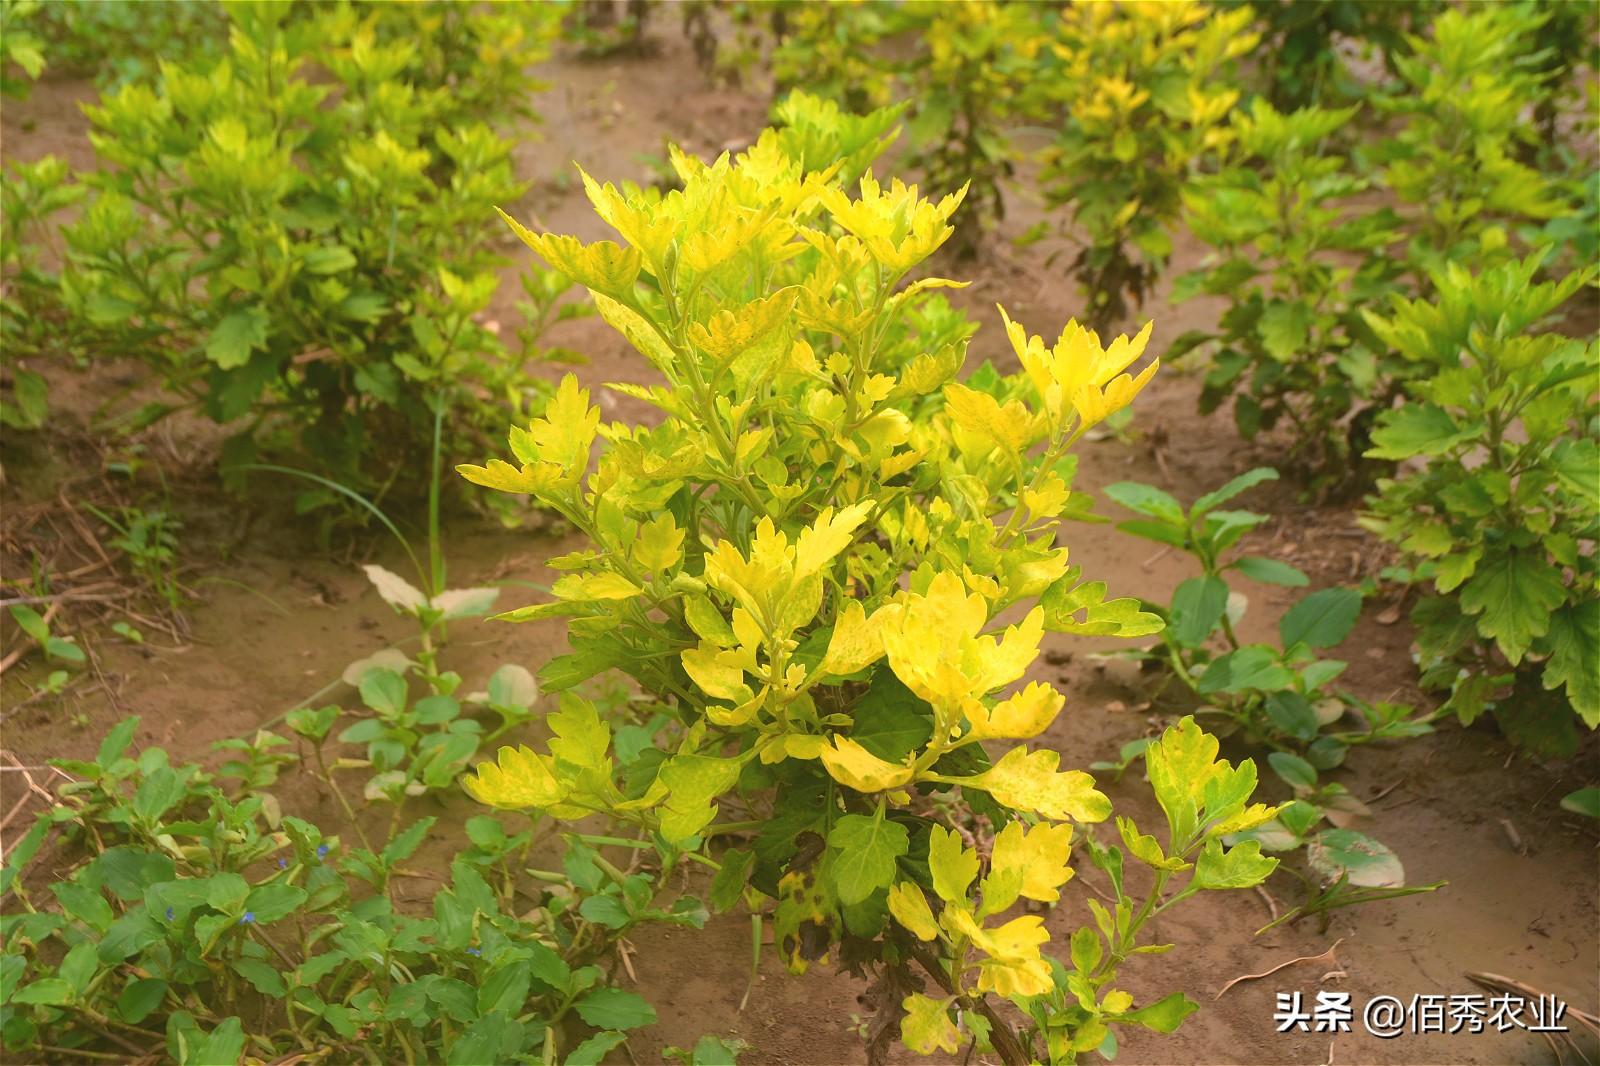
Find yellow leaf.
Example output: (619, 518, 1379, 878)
(455, 459, 561, 496)
(687, 289, 799, 361)
(975, 954, 1054, 998)
(529, 373, 602, 478)
(681, 643, 753, 703)
(1209, 801, 1287, 837)
(901, 993, 961, 1056)
(967, 680, 1064, 741)
(550, 572, 643, 601)
(957, 911, 1051, 960)
(498, 210, 641, 298)
(821, 600, 883, 676)
(794, 502, 874, 578)
(988, 821, 1075, 904)
(683, 595, 736, 646)
(943, 908, 1052, 997)
(927, 825, 979, 904)
(887, 882, 939, 941)
(819, 737, 913, 793)
(1070, 357, 1159, 431)
(875, 573, 1045, 715)
(895, 345, 963, 398)
(1022, 471, 1070, 520)
(951, 745, 1111, 823)
(577, 166, 679, 270)
(879, 448, 924, 480)
(1102, 989, 1134, 1014)
(634, 514, 685, 573)
(941, 382, 1038, 454)
(659, 752, 743, 843)
(784, 734, 827, 760)
(461, 745, 567, 810)
(998, 306, 1157, 432)
(592, 292, 677, 372)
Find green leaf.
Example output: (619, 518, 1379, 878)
(682, 1034, 749, 1065)
(849, 671, 933, 761)
(359, 668, 408, 717)
(1196, 646, 1295, 695)
(382, 817, 436, 866)
(1, 368, 48, 428)
(574, 987, 657, 1030)
(45, 636, 85, 663)
(59, 941, 98, 996)
(709, 849, 755, 913)
(95, 847, 175, 901)
(1544, 601, 1599, 727)
(118, 978, 167, 1024)
(487, 664, 538, 709)
(1168, 576, 1228, 648)
(0, 815, 49, 895)
(8, 604, 48, 642)
(1191, 839, 1277, 890)
(1366, 404, 1478, 460)
(1258, 302, 1309, 362)
(1306, 829, 1403, 888)
(193, 1016, 246, 1066)
(526, 941, 571, 994)
(12, 978, 72, 1005)
(97, 716, 140, 766)
(1193, 468, 1278, 514)
(98, 910, 163, 963)
(1116, 992, 1198, 1034)
(447, 1013, 526, 1066)
(1494, 673, 1579, 758)
(1144, 717, 1219, 845)
(303, 244, 356, 274)
(1264, 693, 1319, 744)
(826, 810, 910, 906)
(1458, 549, 1565, 664)
(1559, 787, 1600, 820)
(427, 978, 478, 1023)
(1231, 556, 1309, 587)
(578, 895, 632, 929)
(1267, 752, 1317, 791)
(243, 884, 307, 924)
(205, 307, 270, 370)
(1103, 482, 1185, 525)
(205, 873, 250, 915)
(1115, 518, 1188, 548)
(231, 958, 286, 996)
(567, 1032, 628, 1066)
(53, 881, 114, 931)
(477, 961, 531, 1017)
(1279, 588, 1361, 650)
(133, 767, 188, 823)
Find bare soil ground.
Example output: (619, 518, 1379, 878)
(2, 31, 1596, 1066)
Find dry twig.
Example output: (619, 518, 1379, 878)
(1216, 939, 1346, 1000)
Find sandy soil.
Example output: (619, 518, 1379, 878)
(2, 27, 1596, 1066)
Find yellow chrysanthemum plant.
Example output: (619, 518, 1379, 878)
(458, 93, 1280, 1064)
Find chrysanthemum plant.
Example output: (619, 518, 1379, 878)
(459, 93, 1281, 1064)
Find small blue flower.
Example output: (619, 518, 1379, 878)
(277, 857, 288, 869)
(165, 907, 175, 921)
(316, 844, 331, 860)
(466, 947, 481, 957)
(239, 911, 255, 925)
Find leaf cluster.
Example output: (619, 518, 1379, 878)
(455, 93, 1276, 1063)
